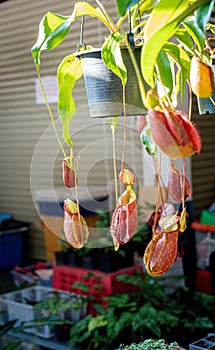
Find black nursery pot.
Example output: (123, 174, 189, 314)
(54, 324, 72, 342)
(82, 255, 98, 270)
(119, 241, 134, 268)
(97, 253, 120, 273)
(77, 47, 147, 118)
(55, 251, 68, 265)
(67, 251, 82, 267)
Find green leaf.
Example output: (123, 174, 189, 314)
(175, 27, 196, 54)
(133, 304, 162, 337)
(102, 32, 127, 85)
(195, 0, 215, 45)
(57, 54, 82, 146)
(31, 12, 74, 66)
(183, 18, 205, 53)
(116, 274, 140, 286)
(163, 42, 190, 76)
(141, 0, 211, 87)
(31, 2, 116, 68)
(184, 316, 214, 329)
(142, 0, 190, 87)
(72, 282, 90, 292)
(144, 0, 189, 42)
(207, 22, 215, 35)
(88, 315, 107, 332)
(115, 0, 140, 17)
(73, 1, 115, 32)
(2, 342, 23, 350)
(156, 49, 174, 98)
(131, 0, 155, 29)
(162, 42, 190, 100)
(140, 123, 157, 157)
(0, 320, 18, 340)
(107, 117, 119, 133)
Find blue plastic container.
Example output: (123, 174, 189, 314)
(35, 186, 110, 218)
(0, 220, 29, 269)
(0, 231, 23, 269)
(0, 212, 12, 224)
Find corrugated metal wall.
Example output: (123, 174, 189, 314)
(0, 0, 144, 259)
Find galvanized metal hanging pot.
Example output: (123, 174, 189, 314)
(77, 47, 147, 118)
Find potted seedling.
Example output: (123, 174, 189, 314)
(90, 210, 129, 272)
(33, 290, 87, 341)
(54, 233, 70, 265)
(31, 0, 215, 277)
(55, 232, 83, 267)
(0, 320, 23, 350)
(68, 270, 215, 349)
(117, 339, 186, 350)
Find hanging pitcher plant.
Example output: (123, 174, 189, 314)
(143, 204, 187, 277)
(64, 198, 89, 248)
(32, 0, 215, 275)
(111, 169, 138, 250)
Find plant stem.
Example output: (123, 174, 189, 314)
(36, 66, 68, 160)
(182, 159, 186, 211)
(31, 330, 38, 350)
(165, 0, 214, 33)
(95, 0, 116, 31)
(154, 154, 163, 226)
(121, 84, 127, 175)
(111, 123, 118, 206)
(188, 81, 193, 121)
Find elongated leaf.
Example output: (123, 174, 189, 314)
(140, 123, 157, 158)
(207, 23, 215, 35)
(0, 320, 17, 337)
(156, 50, 174, 98)
(57, 54, 83, 146)
(74, 2, 116, 31)
(162, 42, 190, 99)
(3, 342, 23, 350)
(142, 25, 179, 87)
(142, 0, 190, 86)
(130, 0, 155, 29)
(175, 47, 190, 99)
(141, 0, 211, 86)
(144, 0, 189, 42)
(32, 2, 116, 67)
(102, 32, 127, 85)
(115, 0, 140, 16)
(175, 28, 197, 54)
(196, 0, 215, 41)
(32, 12, 74, 66)
(168, 42, 190, 73)
(183, 18, 205, 53)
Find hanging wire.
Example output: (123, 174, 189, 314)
(77, 0, 86, 51)
(137, 7, 142, 36)
(127, 8, 135, 49)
